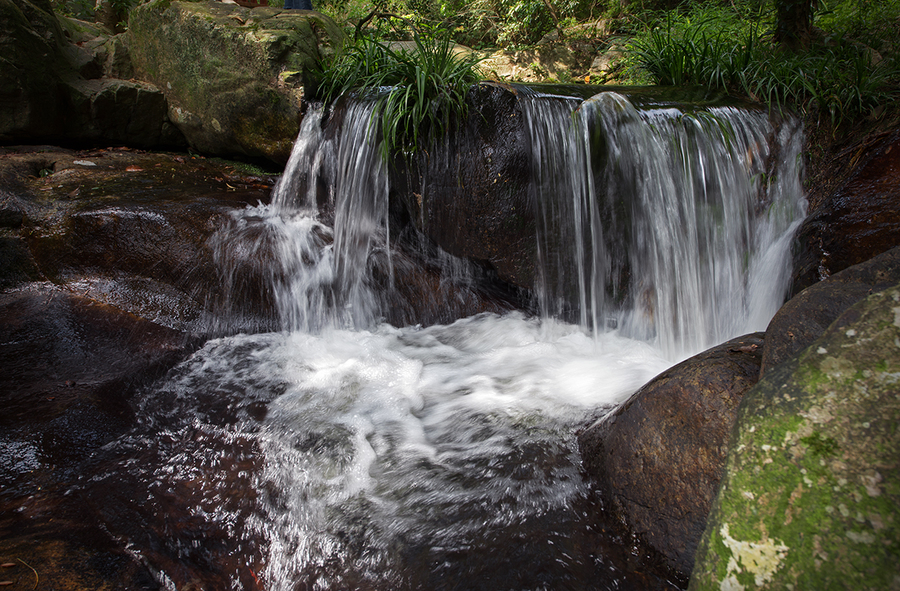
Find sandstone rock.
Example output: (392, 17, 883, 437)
(127, 0, 347, 163)
(792, 131, 900, 294)
(690, 283, 900, 591)
(762, 246, 900, 375)
(578, 332, 765, 577)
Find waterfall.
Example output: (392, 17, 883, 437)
(523, 90, 806, 358)
(108, 87, 809, 590)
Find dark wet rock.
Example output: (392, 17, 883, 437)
(390, 83, 536, 290)
(762, 246, 900, 375)
(0, 287, 193, 432)
(690, 283, 900, 591)
(0, 146, 278, 332)
(578, 332, 765, 577)
(128, 0, 347, 164)
(792, 130, 900, 295)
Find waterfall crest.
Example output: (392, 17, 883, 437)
(213, 88, 805, 358)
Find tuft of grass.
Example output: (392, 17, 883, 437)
(625, 3, 899, 125)
(318, 19, 484, 159)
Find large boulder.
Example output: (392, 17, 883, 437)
(791, 130, 900, 294)
(690, 283, 900, 590)
(0, 0, 183, 147)
(761, 246, 900, 375)
(0, 0, 72, 139)
(577, 332, 765, 577)
(127, 0, 347, 164)
(390, 83, 536, 290)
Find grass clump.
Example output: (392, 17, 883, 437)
(625, 1, 899, 125)
(318, 16, 484, 159)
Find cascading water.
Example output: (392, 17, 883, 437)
(87, 88, 806, 590)
(524, 90, 805, 359)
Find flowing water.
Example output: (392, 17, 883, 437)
(89, 88, 806, 590)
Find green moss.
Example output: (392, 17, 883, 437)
(691, 287, 900, 591)
(800, 431, 840, 457)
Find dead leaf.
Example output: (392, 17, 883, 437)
(125, 165, 143, 172)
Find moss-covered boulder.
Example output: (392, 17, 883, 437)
(128, 0, 346, 164)
(690, 284, 900, 590)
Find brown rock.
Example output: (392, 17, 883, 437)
(792, 131, 900, 294)
(761, 245, 900, 375)
(578, 332, 765, 576)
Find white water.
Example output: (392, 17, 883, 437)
(525, 91, 806, 359)
(126, 90, 805, 589)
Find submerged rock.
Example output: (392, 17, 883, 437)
(690, 283, 900, 590)
(578, 332, 765, 578)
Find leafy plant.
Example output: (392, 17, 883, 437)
(319, 18, 484, 159)
(625, 2, 898, 124)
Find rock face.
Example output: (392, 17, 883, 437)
(577, 332, 765, 577)
(762, 246, 900, 375)
(0, 0, 182, 147)
(391, 83, 536, 290)
(0, 146, 278, 332)
(791, 131, 900, 294)
(128, 0, 347, 164)
(690, 284, 900, 591)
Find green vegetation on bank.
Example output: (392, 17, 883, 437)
(625, 1, 899, 123)
(49, 0, 898, 128)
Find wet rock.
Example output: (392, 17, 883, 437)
(690, 283, 900, 591)
(391, 83, 536, 290)
(762, 246, 900, 375)
(792, 131, 900, 294)
(0, 146, 277, 331)
(578, 332, 765, 577)
(127, 0, 347, 163)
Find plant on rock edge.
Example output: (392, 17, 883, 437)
(318, 14, 484, 161)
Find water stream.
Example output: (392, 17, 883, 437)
(91, 88, 806, 590)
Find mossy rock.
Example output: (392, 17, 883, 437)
(689, 283, 900, 590)
(127, 0, 346, 163)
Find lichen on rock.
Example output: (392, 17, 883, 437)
(690, 284, 900, 590)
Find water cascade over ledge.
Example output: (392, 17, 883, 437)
(89, 86, 807, 590)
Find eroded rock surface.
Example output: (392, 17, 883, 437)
(690, 284, 900, 591)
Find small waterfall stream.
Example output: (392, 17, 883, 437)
(93, 88, 806, 590)
(524, 90, 805, 358)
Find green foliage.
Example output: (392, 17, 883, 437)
(626, 1, 899, 124)
(318, 20, 484, 159)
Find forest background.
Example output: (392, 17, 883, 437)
(50, 0, 899, 154)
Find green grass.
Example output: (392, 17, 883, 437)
(318, 21, 484, 159)
(624, 1, 899, 124)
